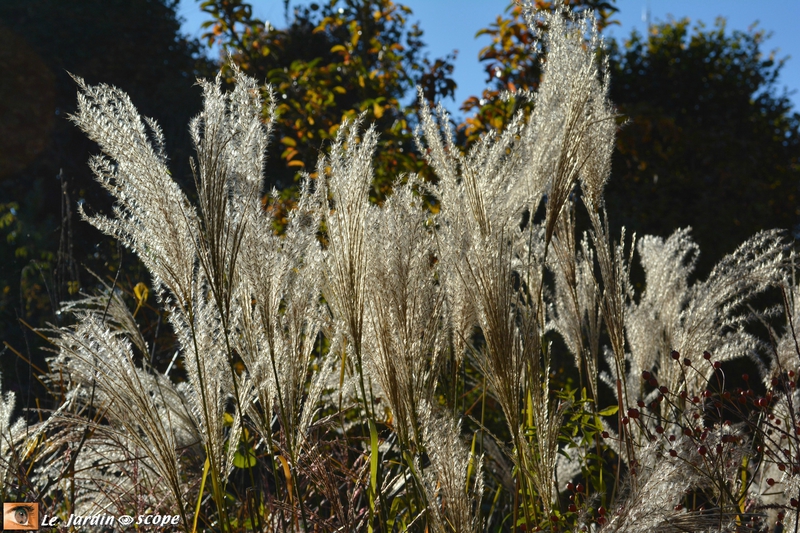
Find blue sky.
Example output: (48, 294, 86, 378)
(178, 0, 800, 116)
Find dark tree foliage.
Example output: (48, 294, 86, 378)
(606, 19, 800, 276)
(0, 0, 212, 392)
(202, 0, 457, 198)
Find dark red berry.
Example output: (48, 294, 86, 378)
(714, 361, 721, 369)
(703, 351, 711, 360)
(656, 425, 664, 434)
(659, 386, 669, 394)
(576, 483, 584, 493)
(567, 482, 575, 492)
(642, 371, 651, 380)
(698, 446, 707, 456)
(671, 350, 680, 360)
(568, 504, 577, 513)
(684, 358, 692, 367)
(627, 408, 640, 419)
(742, 373, 749, 381)
(669, 449, 677, 457)
(767, 478, 775, 486)
(601, 431, 609, 439)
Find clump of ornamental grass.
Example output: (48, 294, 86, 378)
(2, 1, 799, 532)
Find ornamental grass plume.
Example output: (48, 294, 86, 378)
(363, 175, 445, 448)
(316, 119, 376, 420)
(0, 379, 27, 493)
(421, 408, 484, 533)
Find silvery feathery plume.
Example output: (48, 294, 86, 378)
(0, 376, 26, 493)
(69, 75, 199, 308)
(589, 219, 635, 438)
(68, 67, 281, 506)
(421, 407, 483, 533)
(521, 1, 623, 396)
(168, 273, 244, 482)
(768, 284, 800, 381)
(49, 314, 194, 523)
(753, 387, 800, 529)
(235, 178, 326, 456)
(624, 229, 785, 407)
(750, 267, 800, 529)
(600, 230, 785, 458)
(521, 0, 625, 429)
(181, 69, 276, 474)
(35, 421, 178, 516)
(550, 205, 603, 403)
(769, 259, 800, 376)
(667, 230, 783, 393)
(317, 118, 377, 413)
(418, 88, 533, 469)
(60, 276, 150, 361)
(416, 1, 614, 516)
(599, 432, 749, 533)
(363, 176, 445, 447)
(417, 51, 530, 438)
(188, 67, 271, 331)
(625, 229, 698, 398)
(520, 1, 616, 249)
(53, 288, 198, 448)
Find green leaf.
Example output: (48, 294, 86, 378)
(369, 419, 379, 493)
(598, 405, 619, 417)
(233, 450, 257, 469)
